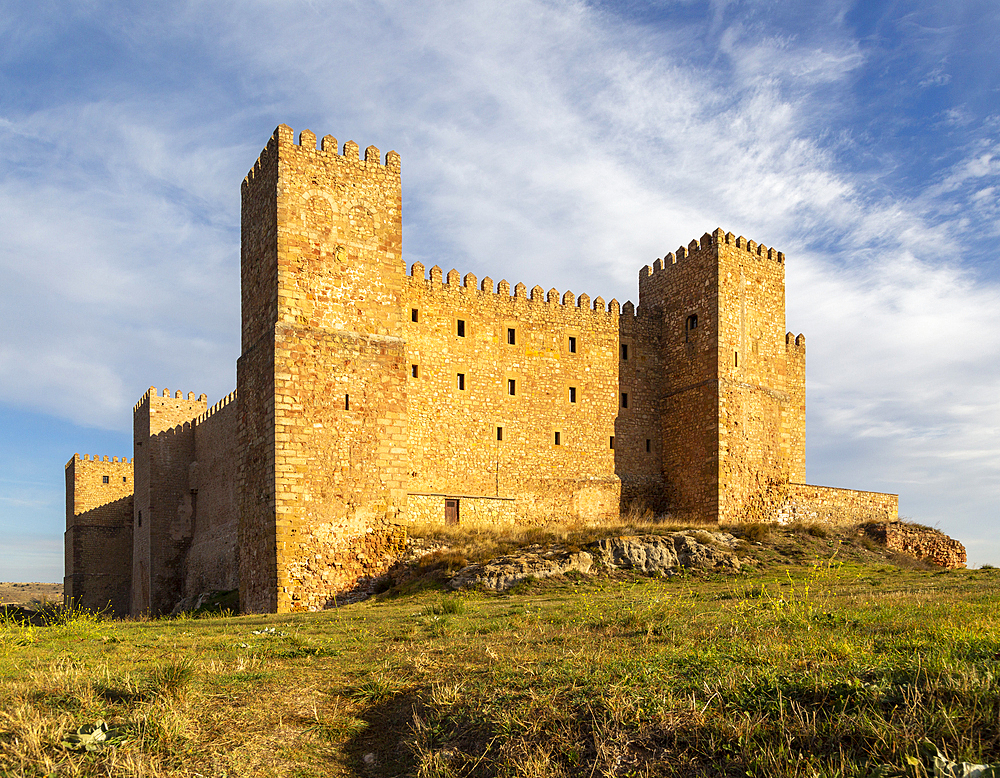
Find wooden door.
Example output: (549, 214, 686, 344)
(445, 499, 459, 525)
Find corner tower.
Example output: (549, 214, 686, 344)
(238, 126, 407, 613)
(638, 229, 805, 522)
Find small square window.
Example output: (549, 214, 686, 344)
(620, 343, 628, 360)
(457, 373, 466, 390)
(457, 319, 466, 337)
(621, 392, 628, 408)
(610, 436, 615, 449)
(411, 308, 419, 323)
(411, 364, 419, 378)
(507, 327, 516, 345)
(102, 475, 109, 484)
(554, 431, 561, 446)
(568, 386, 577, 403)
(568, 336, 577, 353)
(646, 439, 651, 453)
(497, 426, 503, 441)
(508, 378, 516, 396)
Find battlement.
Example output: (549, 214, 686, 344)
(133, 387, 208, 413)
(785, 332, 806, 350)
(244, 125, 401, 188)
(66, 453, 134, 468)
(196, 389, 237, 425)
(642, 228, 785, 280)
(407, 262, 632, 317)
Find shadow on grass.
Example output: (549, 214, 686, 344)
(341, 687, 424, 776)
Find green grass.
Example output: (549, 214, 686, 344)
(2, 558, 999, 776)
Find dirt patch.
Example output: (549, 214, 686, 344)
(0, 582, 63, 607)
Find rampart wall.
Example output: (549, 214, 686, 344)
(64, 454, 134, 615)
(402, 266, 622, 525)
(777, 482, 899, 525)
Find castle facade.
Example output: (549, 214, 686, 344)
(65, 125, 898, 616)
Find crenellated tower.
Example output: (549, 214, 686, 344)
(238, 126, 407, 613)
(638, 229, 806, 522)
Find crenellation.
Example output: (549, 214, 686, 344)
(68, 123, 900, 617)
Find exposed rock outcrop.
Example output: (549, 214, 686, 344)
(450, 546, 593, 591)
(593, 533, 740, 574)
(862, 522, 966, 569)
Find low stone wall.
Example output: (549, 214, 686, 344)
(406, 493, 516, 526)
(864, 522, 966, 569)
(773, 483, 898, 525)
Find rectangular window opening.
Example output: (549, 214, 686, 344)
(554, 431, 561, 446)
(457, 319, 466, 337)
(734, 351, 739, 367)
(610, 436, 615, 449)
(102, 475, 109, 484)
(411, 364, 419, 378)
(123, 476, 127, 483)
(507, 327, 516, 345)
(345, 394, 350, 411)
(621, 392, 628, 408)
(646, 439, 651, 453)
(508, 378, 516, 396)
(621, 343, 628, 360)
(457, 373, 466, 391)
(568, 336, 577, 353)
(568, 386, 577, 403)
(411, 308, 419, 323)
(496, 426, 503, 441)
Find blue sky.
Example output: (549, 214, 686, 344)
(1, 0, 998, 581)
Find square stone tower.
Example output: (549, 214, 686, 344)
(238, 126, 407, 613)
(638, 229, 806, 523)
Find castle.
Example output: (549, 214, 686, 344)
(64, 125, 898, 616)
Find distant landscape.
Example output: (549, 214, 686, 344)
(2, 520, 998, 777)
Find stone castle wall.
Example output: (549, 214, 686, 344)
(64, 454, 134, 615)
(777, 482, 898, 525)
(403, 266, 621, 526)
(863, 521, 966, 569)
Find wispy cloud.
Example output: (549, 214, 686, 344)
(0, 0, 998, 565)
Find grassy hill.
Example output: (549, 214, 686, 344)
(2, 522, 998, 777)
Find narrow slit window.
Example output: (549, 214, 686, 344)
(508, 378, 516, 396)
(620, 343, 628, 360)
(123, 476, 127, 483)
(610, 436, 615, 449)
(411, 364, 419, 378)
(646, 439, 651, 453)
(687, 313, 698, 330)
(507, 327, 516, 345)
(138, 510, 142, 527)
(411, 308, 419, 323)
(734, 351, 739, 367)
(568, 336, 577, 353)
(554, 431, 561, 446)
(457, 319, 466, 337)
(621, 392, 628, 408)
(102, 475, 109, 484)
(496, 426, 503, 441)
(568, 386, 577, 403)
(457, 373, 466, 390)
(345, 394, 350, 410)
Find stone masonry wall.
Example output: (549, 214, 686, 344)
(184, 391, 240, 600)
(132, 387, 207, 615)
(64, 454, 134, 615)
(403, 266, 621, 526)
(777, 482, 899, 525)
(244, 126, 410, 612)
(864, 522, 966, 569)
